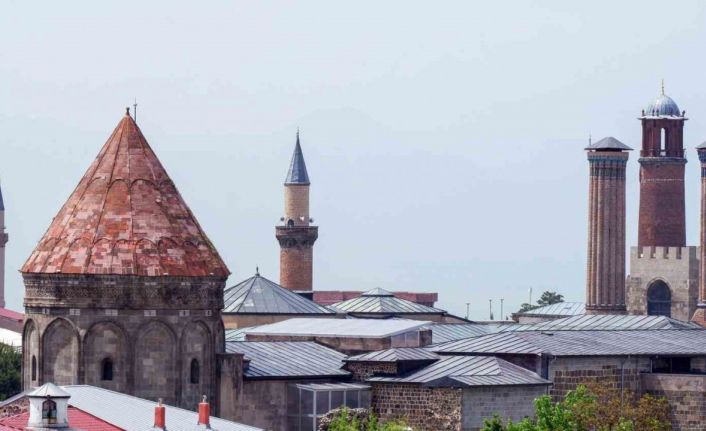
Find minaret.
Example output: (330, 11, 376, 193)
(585, 137, 632, 314)
(276, 132, 318, 291)
(637, 84, 687, 248)
(693, 142, 706, 325)
(0, 182, 6, 308)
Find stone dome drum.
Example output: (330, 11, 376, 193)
(644, 93, 681, 118)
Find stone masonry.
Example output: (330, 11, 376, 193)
(462, 386, 547, 431)
(642, 373, 706, 431)
(372, 383, 462, 431)
(693, 146, 706, 325)
(345, 362, 397, 381)
(547, 356, 649, 401)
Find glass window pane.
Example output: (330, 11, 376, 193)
(302, 390, 314, 416)
(316, 391, 329, 415)
(345, 390, 360, 408)
(330, 390, 344, 409)
(301, 416, 315, 431)
(286, 415, 299, 431)
(360, 390, 371, 408)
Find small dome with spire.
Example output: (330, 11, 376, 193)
(642, 82, 682, 118)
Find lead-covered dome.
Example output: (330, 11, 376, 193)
(644, 93, 681, 118)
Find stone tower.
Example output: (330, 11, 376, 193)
(626, 88, 699, 320)
(21, 110, 229, 410)
(0, 183, 6, 308)
(276, 132, 318, 291)
(585, 137, 631, 314)
(692, 143, 706, 325)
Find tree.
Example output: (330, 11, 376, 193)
(517, 290, 564, 314)
(481, 383, 671, 431)
(0, 343, 21, 401)
(319, 407, 410, 431)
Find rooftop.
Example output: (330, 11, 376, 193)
(642, 91, 683, 119)
(515, 302, 586, 317)
(284, 132, 310, 185)
(425, 323, 501, 344)
(243, 317, 430, 338)
(223, 273, 333, 315)
(225, 341, 349, 379)
(585, 136, 633, 151)
(21, 113, 228, 277)
(346, 347, 440, 363)
(501, 314, 700, 332)
(331, 288, 446, 315)
(368, 355, 549, 387)
(0, 407, 121, 431)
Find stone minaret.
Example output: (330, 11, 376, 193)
(0, 183, 6, 308)
(585, 137, 632, 314)
(693, 143, 706, 325)
(276, 132, 318, 291)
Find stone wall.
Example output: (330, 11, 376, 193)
(233, 380, 289, 431)
(346, 362, 397, 381)
(372, 383, 461, 431)
(548, 356, 650, 400)
(642, 373, 706, 431)
(462, 386, 548, 431)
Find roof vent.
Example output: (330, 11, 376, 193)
(26, 382, 71, 429)
(197, 395, 211, 429)
(153, 398, 166, 430)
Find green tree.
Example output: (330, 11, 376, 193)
(0, 343, 21, 401)
(321, 407, 410, 431)
(517, 290, 564, 314)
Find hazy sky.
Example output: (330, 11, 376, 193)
(2, 1, 706, 319)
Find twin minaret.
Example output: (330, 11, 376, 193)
(276, 132, 318, 291)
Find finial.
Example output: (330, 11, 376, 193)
(661, 78, 665, 95)
(126, 107, 130, 116)
(133, 98, 138, 124)
(255, 266, 260, 276)
(296, 127, 300, 143)
(202, 395, 207, 403)
(588, 132, 592, 146)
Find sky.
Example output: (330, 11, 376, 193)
(2, 1, 706, 320)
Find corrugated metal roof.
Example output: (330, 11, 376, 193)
(223, 274, 333, 314)
(502, 314, 700, 332)
(368, 355, 548, 387)
(331, 290, 445, 315)
(244, 317, 430, 338)
(346, 348, 439, 363)
(295, 383, 369, 391)
(433, 329, 706, 357)
(225, 341, 349, 379)
(426, 323, 501, 344)
(516, 302, 586, 317)
(225, 327, 252, 342)
(62, 385, 261, 431)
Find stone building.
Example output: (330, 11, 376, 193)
(626, 89, 699, 321)
(20, 111, 230, 410)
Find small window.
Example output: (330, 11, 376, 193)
(101, 358, 113, 381)
(287, 219, 295, 227)
(31, 356, 37, 381)
(190, 359, 200, 384)
(42, 399, 57, 424)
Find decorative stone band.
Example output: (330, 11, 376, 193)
(22, 273, 226, 309)
(638, 156, 687, 166)
(587, 153, 628, 179)
(275, 226, 319, 249)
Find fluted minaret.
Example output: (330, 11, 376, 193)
(276, 132, 318, 291)
(693, 143, 706, 325)
(586, 137, 632, 314)
(0, 183, 6, 308)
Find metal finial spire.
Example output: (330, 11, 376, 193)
(255, 266, 260, 276)
(125, 107, 130, 116)
(661, 78, 665, 95)
(133, 98, 138, 124)
(589, 132, 592, 146)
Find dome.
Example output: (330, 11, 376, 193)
(644, 93, 682, 118)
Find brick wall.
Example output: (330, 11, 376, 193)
(345, 362, 397, 381)
(462, 386, 547, 431)
(372, 383, 461, 431)
(642, 373, 706, 431)
(548, 356, 650, 400)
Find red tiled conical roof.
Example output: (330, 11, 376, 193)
(22, 112, 229, 277)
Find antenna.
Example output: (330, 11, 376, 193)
(500, 298, 504, 321)
(133, 98, 138, 124)
(488, 299, 493, 321)
(465, 302, 470, 320)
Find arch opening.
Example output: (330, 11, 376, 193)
(31, 356, 37, 381)
(647, 280, 672, 317)
(190, 358, 200, 384)
(101, 358, 113, 381)
(42, 399, 57, 424)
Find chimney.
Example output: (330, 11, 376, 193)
(197, 395, 210, 429)
(153, 398, 166, 430)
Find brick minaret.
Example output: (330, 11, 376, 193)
(0, 183, 6, 308)
(276, 132, 318, 291)
(693, 143, 706, 325)
(585, 137, 632, 314)
(637, 86, 687, 248)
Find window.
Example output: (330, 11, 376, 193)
(647, 280, 671, 317)
(31, 356, 37, 381)
(101, 358, 113, 381)
(42, 399, 57, 424)
(190, 359, 200, 384)
(652, 357, 691, 373)
(660, 128, 666, 154)
(287, 219, 295, 227)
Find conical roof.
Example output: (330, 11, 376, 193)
(22, 112, 229, 277)
(28, 382, 70, 398)
(284, 133, 310, 185)
(223, 273, 333, 314)
(0, 182, 4, 211)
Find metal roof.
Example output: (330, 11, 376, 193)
(0, 184, 4, 211)
(244, 317, 430, 338)
(331, 291, 445, 315)
(346, 348, 440, 363)
(225, 327, 251, 342)
(62, 385, 261, 431)
(516, 302, 586, 317)
(433, 329, 706, 357)
(642, 93, 682, 118)
(285, 132, 310, 185)
(368, 355, 549, 387)
(426, 323, 501, 344)
(223, 274, 333, 314)
(295, 382, 370, 391)
(585, 137, 633, 151)
(28, 383, 70, 398)
(501, 314, 700, 332)
(225, 341, 349, 379)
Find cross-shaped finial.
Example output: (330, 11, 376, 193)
(661, 78, 665, 95)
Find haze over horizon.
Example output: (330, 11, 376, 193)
(2, 1, 706, 320)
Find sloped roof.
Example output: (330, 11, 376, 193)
(284, 133, 310, 185)
(28, 382, 70, 398)
(223, 273, 333, 314)
(501, 314, 700, 332)
(426, 323, 501, 344)
(0, 184, 4, 211)
(516, 302, 586, 318)
(0, 407, 122, 431)
(225, 341, 349, 379)
(332, 289, 445, 314)
(433, 329, 706, 357)
(244, 317, 429, 338)
(346, 348, 439, 363)
(21, 113, 228, 277)
(585, 136, 632, 151)
(368, 355, 549, 387)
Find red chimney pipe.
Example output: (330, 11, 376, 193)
(154, 399, 166, 430)
(198, 395, 210, 428)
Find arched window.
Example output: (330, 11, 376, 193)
(287, 219, 294, 227)
(190, 358, 200, 384)
(660, 128, 666, 154)
(31, 356, 37, 381)
(101, 358, 113, 381)
(42, 399, 57, 424)
(647, 280, 671, 317)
